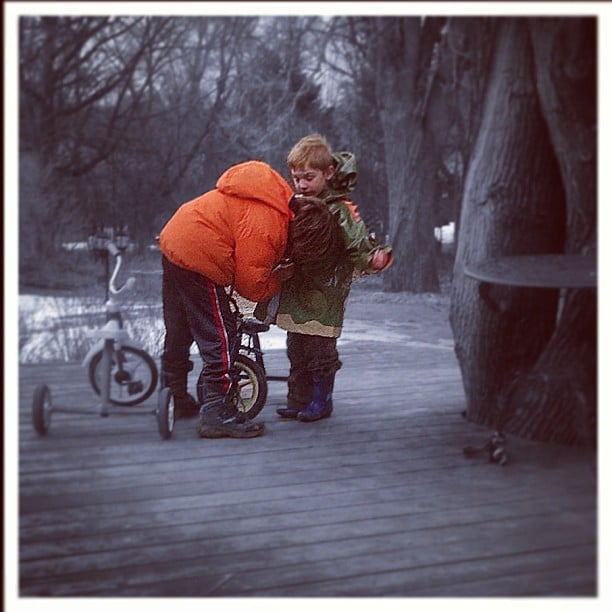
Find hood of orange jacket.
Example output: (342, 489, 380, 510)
(159, 161, 294, 302)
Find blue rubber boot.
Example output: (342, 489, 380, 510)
(297, 374, 335, 422)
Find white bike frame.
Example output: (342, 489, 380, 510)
(81, 241, 146, 416)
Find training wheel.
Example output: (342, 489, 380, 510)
(32, 383, 53, 436)
(157, 387, 175, 440)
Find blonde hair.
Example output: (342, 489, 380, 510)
(287, 134, 334, 171)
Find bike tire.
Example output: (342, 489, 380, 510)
(88, 346, 158, 406)
(157, 387, 175, 440)
(32, 383, 53, 435)
(197, 354, 268, 420)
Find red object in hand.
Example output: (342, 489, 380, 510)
(370, 249, 391, 271)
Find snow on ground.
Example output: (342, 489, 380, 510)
(18, 284, 453, 363)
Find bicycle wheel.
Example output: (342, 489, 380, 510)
(157, 387, 175, 440)
(32, 383, 53, 435)
(197, 354, 268, 420)
(89, 346, 158, 406)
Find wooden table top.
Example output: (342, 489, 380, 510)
(464, 254, 597, 288)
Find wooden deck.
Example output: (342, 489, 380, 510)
(15, 298, 597, 598)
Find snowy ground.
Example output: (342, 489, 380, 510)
(18, 281, 454, 363)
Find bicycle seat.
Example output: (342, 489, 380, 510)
(241, 318, 270, 334)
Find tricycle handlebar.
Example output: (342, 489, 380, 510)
(108, 246, 136, 296)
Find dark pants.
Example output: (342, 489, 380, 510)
(286, 332, 342, 409)
(161, 256, 237, 402)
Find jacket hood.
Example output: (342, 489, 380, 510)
(323, 152, 358, 201)
(216, 160, 294, 217)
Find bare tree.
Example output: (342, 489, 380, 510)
(215, 16, 334, 172)
(19, 16, 187, 261)
(322, 17, 389, 240)
(105, 17, 260, 242)
(20, 17, 181, 174)
(19, 14, 340, 268)
(435, 17, 497, 243)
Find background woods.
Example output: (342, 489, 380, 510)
(17, 14, 597, 446)
(19, 15, 464, 289)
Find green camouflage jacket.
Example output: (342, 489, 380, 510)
(266, 152, 392, 338)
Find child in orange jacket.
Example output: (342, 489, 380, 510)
(159, 160, 341, 438)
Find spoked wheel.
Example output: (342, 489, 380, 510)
(233, 355, 268, 419)
(89, 346, 158, 406)
(157, 387, 175, 440)
(197, 354, 268, 420)
(32, 383, 53, 436)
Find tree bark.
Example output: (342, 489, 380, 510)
(501, 18, 597, 446)
(450, 19, 567, 432)
(374, 18, 442, 293)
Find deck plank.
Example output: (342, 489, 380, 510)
(15, 296, 597, 598)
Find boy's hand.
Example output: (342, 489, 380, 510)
(273, 259, 295, 282)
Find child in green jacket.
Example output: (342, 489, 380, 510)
(261, 134, 393, 422)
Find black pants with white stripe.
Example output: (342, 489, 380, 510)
(161, 256, 237, 404)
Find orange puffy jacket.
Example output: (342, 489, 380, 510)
(159, 161, 295, 302)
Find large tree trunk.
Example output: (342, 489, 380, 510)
(450, 19, 567, 434)
(383, 127, 440, 292)
(374, 18, 441, 293)
(501, 18, 597, 446)
(443, 18, 498, 245)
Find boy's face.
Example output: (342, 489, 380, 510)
(290, 164, 334, 197)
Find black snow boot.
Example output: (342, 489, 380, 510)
(197, 397, 265, 439)
(160, 360, 199, 419)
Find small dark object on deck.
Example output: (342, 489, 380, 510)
(463, 431, 508, 466)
